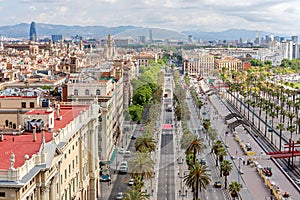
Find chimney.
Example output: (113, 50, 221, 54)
(33, 126, 36, 142)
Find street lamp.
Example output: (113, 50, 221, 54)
(238, 157, 244, 185)
(225, 131, 229, 148)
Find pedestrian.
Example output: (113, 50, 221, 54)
(243, 160, 245, 165)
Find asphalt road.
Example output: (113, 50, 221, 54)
(108, 124, 144, 200)
(156, 73, 176, 200)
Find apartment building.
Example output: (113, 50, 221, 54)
(0, 97, 100, 200)
(215, 56, 243, 71)
(65, 62, 124, 164)
(183, 53, 214, 77)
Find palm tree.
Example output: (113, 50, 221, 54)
(220, 160, 232, 189)
(229, 181, 242, 199)
(135, 134, 156, 153)
(124, 188, 149, 200)
(276, 123, 285, 151)
(218, 147, 227, 165)
(129, 152, 154, 182)
(184, 162, 211, 200)
(212, 140, 223, 166)
(185, 135, 205, 163)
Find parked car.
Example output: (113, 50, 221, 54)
(124, 150, 131, 157)
(200, 158, 206, 165)
(116, 192, 124, 199)
(128, 178, 134, 186)
(118, 148, 125, 154)
(263, 167, 272, 177)
(131, 135, 137, 140)
(214, 181, 222, 188)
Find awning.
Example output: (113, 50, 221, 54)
(99, 148, 117, 165)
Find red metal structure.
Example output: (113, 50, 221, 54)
(266, 139, 300, 165)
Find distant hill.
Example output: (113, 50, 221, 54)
(0, 23, 139, 39)
(0, 23, 287, 42)
(182, 29, 277, 41)
(114, 27, 188, 41)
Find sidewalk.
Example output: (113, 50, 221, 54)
(209, 93, 300, 199)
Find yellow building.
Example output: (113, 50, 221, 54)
(0, 101, 100, 200)
(215, 56, 243, 71)
(183, 54, 214, 77)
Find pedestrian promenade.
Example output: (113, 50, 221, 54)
(209, 93, 300, 199)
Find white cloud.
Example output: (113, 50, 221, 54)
(1, 0, 300, 34)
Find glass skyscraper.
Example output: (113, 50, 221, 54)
(29, 22, 37, 42)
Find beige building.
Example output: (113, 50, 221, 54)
(215, 56, 243, 71)
(0, 98, 100, 200)
(183, 54, 214, 77)
(66, 62, 124, 164)
(133, 52, 157, 67)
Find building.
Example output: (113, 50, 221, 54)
(51, 35, 63, 43)
(65, 62, 124, 165)
(215, 56, 243, 71)
(29, 22, 37, 42)
(133, 52, 157, 67)
(103, 35, 116, 61)
(0, 98, 100, 200)
(183, 53, 214, 77)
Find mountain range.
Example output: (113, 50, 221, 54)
(0, 23, 282, 41)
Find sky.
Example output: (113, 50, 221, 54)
(1, 0, 300, 34)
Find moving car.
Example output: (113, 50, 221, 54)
(200, 158, 206, 165)
(116, 192, 124, 199)
(214, 181, 222, 188)
(128, 178, 134, 186)
(118, 161, 128, 174)
(124, 150, 131, 157)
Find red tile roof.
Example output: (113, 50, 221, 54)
(0, 104, 89, 170)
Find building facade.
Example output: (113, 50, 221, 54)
(0, 101, 100, 200)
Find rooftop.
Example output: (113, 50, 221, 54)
(0, 104, 89, 170)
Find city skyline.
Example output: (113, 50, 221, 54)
(1, 0, 300, 34)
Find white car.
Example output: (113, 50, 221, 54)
(116, 192, 124, 199)
(118, 148, 125, 154)
(124, 150, 131, 157)
(128, 178, 134, 186)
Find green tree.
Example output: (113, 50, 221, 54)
(128, 105, 144, 123)
(220, 160, 232, 189)
(135, 134, 156, 153)
(124, 188, 149, 200)
(229, 181, 242, 199)
(185, 135, 205, 164)
(129, 152, 154, 182)
(212, 140, 223, 166)
(183, 162, 211, 200)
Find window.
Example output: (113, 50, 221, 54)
(74, 89, 78, 96)
(21, 102, 26, 108)
(30, 102, 34, 108)
(85, 89, 89, 95)
(96, 89, 100, 95)
(65, 169, 67, 179)
(0, 192, 5, 197)
(5, 120, 8, 127)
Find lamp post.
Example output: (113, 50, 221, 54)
(225, 131, 229, 148)
(238, 157, 244, 185)
(115, 144, 118, 174)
